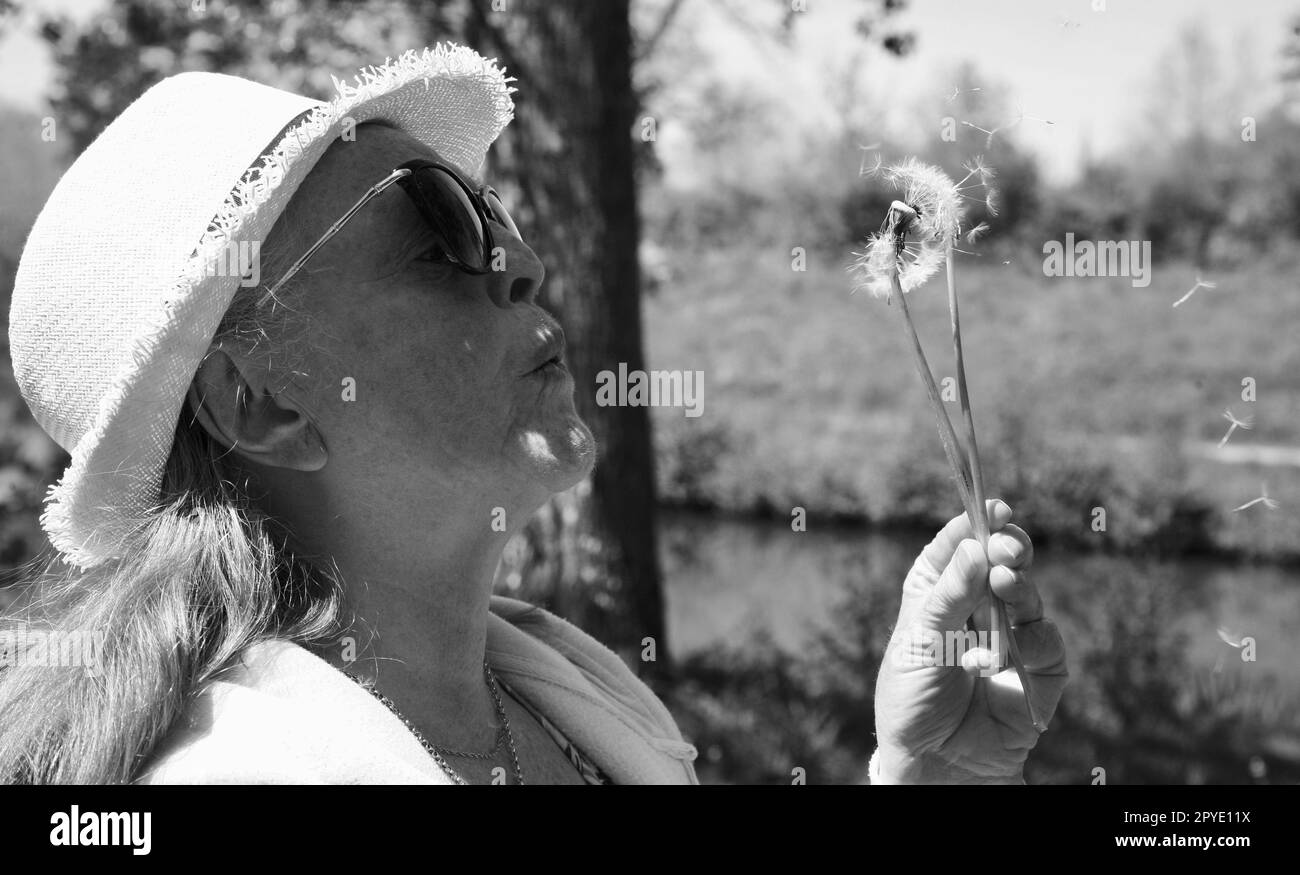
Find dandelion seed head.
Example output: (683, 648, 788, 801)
(853, 159, 984, 299)
(881, 158, 963, 244)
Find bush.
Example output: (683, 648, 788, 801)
(662, 556, 1300, 784)
(656, 418, 735, 510)
(886, 403, 1215, 554)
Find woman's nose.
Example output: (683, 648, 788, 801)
(483, 230, 545, 309)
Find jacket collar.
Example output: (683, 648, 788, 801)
(485, 595, 698, 784)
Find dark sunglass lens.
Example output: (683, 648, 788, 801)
(484, 188, 521, 240)
(407, 168, 487, 268)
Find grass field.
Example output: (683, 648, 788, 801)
(645, 242, 1300, 560)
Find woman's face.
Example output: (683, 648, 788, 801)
(270, 123, 596, 519)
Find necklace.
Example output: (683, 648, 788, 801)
(345, 659, 525, 785)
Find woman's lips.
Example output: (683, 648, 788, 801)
(524, 327, 567, 375)
(527, 356, 569, 379)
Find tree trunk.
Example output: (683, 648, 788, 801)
(467, 1, 670, 682)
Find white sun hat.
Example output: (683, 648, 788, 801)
(9, 44, 515, 570)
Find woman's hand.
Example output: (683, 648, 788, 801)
(872, 499, 1069, 784)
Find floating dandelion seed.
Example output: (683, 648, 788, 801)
(1218, 409, 1254, 449)
(1232, 483, 1279, 513)
(1172, 272, 1217, 308)
(1018, 109, 1055, 128)
(946, 85, 983, 103)
(957, 156, 1000, 218)
(962, 155, 996, 184)
(960, 119, 999, 148)
(852, 141, 883, 172)
(859, 147, 883, 177)
(962, 106, 1054, 148)
(1216, 627, 1246, 649)
(965, 222, 990, 244)
(997, 106, 1056, 139)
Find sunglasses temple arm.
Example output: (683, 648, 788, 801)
(261, 168, 413, 301)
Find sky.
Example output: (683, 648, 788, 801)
(664, 0, 1299, 183)
(1, 0, 1296, 183)
(844, 0, 1296, 181)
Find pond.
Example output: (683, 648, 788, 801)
(660, 508, 1300, 698)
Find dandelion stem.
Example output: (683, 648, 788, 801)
(945, 244, 989, 546)
(944, 238, 1046, 734)
(889, 266, 977, 517)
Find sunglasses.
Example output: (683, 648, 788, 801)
(263, 157, 520, 298)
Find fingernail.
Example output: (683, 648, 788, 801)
(960, 539, 986, 573)
(995, 537, 1021, 562)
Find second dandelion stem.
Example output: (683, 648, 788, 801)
(943, 239, 1046, 734)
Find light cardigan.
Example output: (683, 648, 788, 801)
(137, 595, 700, 785)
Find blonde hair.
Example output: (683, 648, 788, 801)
(0, 213, 348, 784)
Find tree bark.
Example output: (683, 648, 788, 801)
(467, 1, 670, 681)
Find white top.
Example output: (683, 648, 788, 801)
(137, 595, 699, 785)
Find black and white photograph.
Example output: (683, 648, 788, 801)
(0, 0, 1293, 853)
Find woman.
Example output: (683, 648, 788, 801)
(0, 45, 1067, 784)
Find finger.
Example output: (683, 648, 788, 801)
(958, 648, 1042, 750)
(961, 645, 1000, 676)
(916, 499, 1012, 579)
(919, 538, 989, 632)
(983, 668, 1048, 749)
(962, 623, 1070, 741)
(1011, 618, 1069, 676)
(989, 566, 1043, 625)
(987, 524, 1034, 570)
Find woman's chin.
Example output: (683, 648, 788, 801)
(511, 416, 597, 492)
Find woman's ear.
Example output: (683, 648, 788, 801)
(186, 344, 327, 472)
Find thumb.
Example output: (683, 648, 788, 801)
(919, 538, 989, 632)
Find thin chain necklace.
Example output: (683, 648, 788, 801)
(345, 660, 525, 785)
